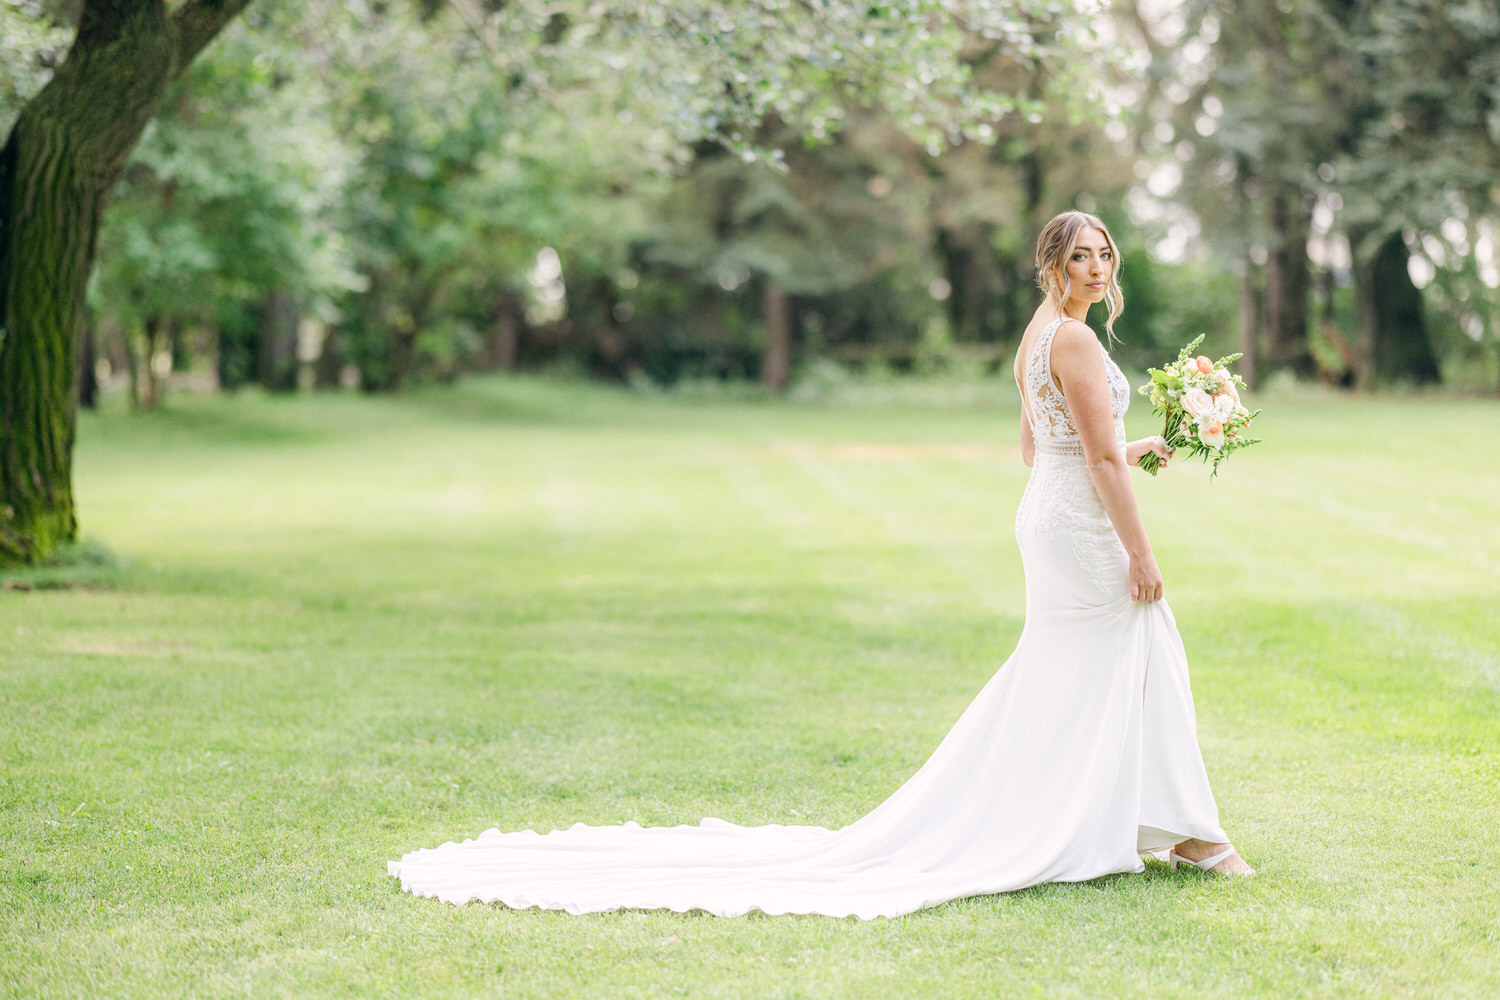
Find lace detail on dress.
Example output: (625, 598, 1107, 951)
(1022, 317, 1131, 455)
(1015, 318, 1134, 587)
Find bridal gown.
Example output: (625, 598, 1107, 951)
(388, 317, 1229, 918)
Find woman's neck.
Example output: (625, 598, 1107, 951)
(1049, 295, 1091, 323)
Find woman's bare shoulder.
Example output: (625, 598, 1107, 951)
(1050, 318, 1103, 360)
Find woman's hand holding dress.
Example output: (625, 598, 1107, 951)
(1049, 320, 1165, 604)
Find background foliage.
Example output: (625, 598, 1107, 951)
(7, 0, 1494, 407)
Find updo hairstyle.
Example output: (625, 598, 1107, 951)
(1034, 210, 1124, 340)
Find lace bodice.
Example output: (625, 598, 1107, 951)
(1021, 317, 1130, 455)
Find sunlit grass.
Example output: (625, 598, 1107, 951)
(3, 377, 1497, 998)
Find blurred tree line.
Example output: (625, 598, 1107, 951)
(5, 0, 1496, 421)
(2, 0, 1104, 563)
(1125, 0, 1500, 391)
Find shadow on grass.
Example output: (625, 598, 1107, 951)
(0, 539, 127, 592)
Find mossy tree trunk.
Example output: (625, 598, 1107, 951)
(0, 0, 250, 565)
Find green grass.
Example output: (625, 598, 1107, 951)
(3, 376, 1498, 998)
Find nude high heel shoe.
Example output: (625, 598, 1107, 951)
(1169, 846, 1254, 876)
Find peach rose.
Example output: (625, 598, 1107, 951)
(1195, 355, 1214, 375)
(1182, 387, 1215, 418)
(1197, 415, 1226, 449)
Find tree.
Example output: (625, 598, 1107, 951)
(645, 123, 931, 389)
(1130, 0, 1498, 388)
(1331, 0, 1500, 386)
(1126, 0, 1329, 386)
(90, 6, 361, 403)
(1, 0, 250, 564)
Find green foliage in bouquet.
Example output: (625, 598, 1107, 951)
(1139, 335, 1262, 477)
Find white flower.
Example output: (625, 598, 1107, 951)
(1214, 393, 1236, 419)
(1182, 387, 1215, 418)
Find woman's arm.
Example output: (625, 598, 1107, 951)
(1019, 411, 1035, 468)
(1049, 321, 1164, 603)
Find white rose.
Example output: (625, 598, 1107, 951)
(1197, 415, 1226, 450)
(1182, 387, 1215, 418)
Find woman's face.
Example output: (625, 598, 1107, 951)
(1061, 226, 1113, 306)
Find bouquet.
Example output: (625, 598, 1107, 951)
(1138, 335, 1261, 477)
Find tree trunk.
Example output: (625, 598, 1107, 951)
(1265, 189, 1314, 377)
(1234, 155, 1259, 389)
(1238, 258, 1258, 390)
(122, 321, 142, 412)
(486, 290, 524, 371)
(934, 229, 970, 341)
(257, 288, 299, 392)
(1315, 268, 1357, 386)
(0, 0, 251, 565)
(760, 280, 791, 391)
(1351, 231, 1440, 388)
(1369, 232, 1440, 385)
(313, 325, 345, 389)
(77, 320, 98, 411)
(141, 315, 166, 411)
(1351, 248, 1378, 390)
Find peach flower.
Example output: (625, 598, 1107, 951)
(1195, 355, 1214, 375)
(1197, 415, 1226, 449)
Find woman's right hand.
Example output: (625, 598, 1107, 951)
(1129, 551, 1164, 603)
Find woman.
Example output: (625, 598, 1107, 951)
(1010, 210, 1251, 877)
(388, 211, 1251, 918)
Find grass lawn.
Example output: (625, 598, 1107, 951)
(3, 376, 1498, 998)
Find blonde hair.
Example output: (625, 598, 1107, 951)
(1035, 210, 1124, 341)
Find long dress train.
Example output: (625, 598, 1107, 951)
(387, 318, 1229, 918)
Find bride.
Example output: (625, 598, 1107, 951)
(388, 210, 1253, 918)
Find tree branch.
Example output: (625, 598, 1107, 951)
(171, 0, 254, 74)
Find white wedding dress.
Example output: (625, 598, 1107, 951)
(388, 318, 1229, 918)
